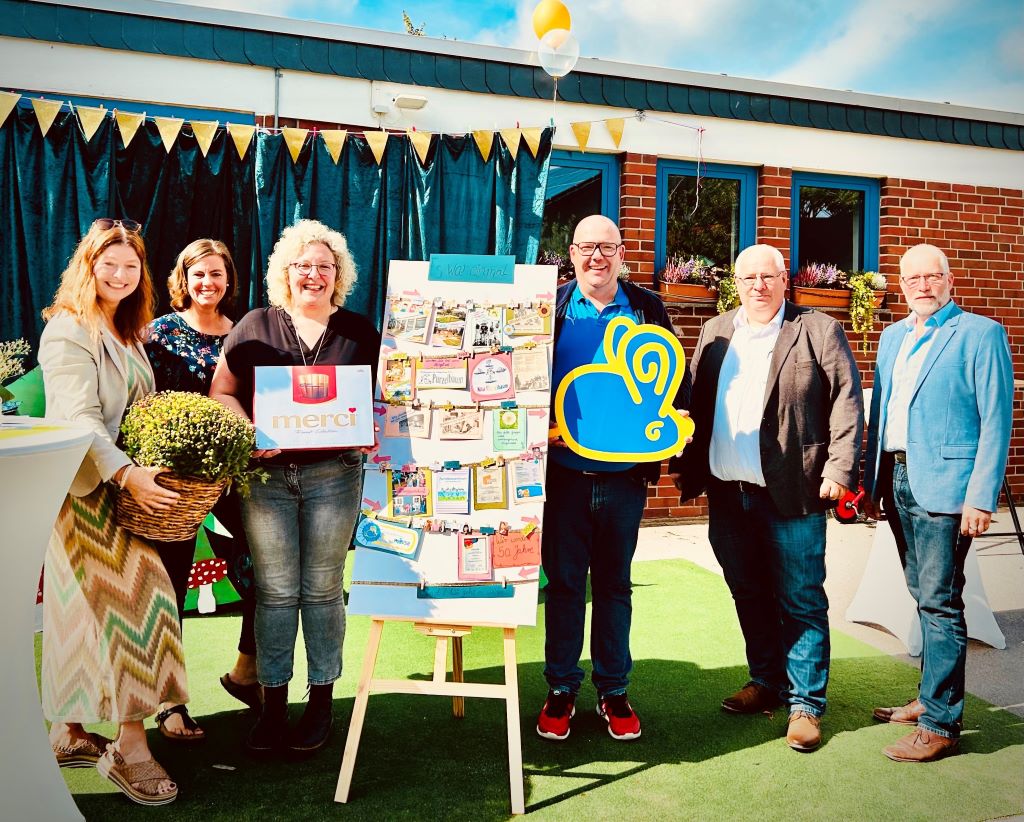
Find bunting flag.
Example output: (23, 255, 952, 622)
(227, 123, 255, 161)
(281, 127, 308, 163)
(471, 129, 494, 162)
(321, 129, 347, 164)
(499, 128, 521, 159)
(0, 91, 21, 128)
(605, 117, 625, 149)
(570, 121, 591, 153)
(521, 127, 543, 158)
(115, 110, 145, 148)
(190, 120, 218, 157)
(408, 129, 432, 165)
(31, 98, 63, 138)
(75, 105, 107, 142)
(365, 130, 389, 165)
(154, 116, 183, 153)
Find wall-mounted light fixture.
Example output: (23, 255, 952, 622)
(393, 94, 428, 111)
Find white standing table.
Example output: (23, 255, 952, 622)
(0, 418, 93, 822)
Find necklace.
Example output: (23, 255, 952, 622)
(288, 311, 329, 367)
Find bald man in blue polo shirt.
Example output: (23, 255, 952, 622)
(536, 215, 689, 742)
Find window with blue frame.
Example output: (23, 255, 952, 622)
(541, 151, 619, 259)
(791, 172, 879, 274)
(655, 160, 757, 277)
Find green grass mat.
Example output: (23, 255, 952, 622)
(39, 558, 1023, 821)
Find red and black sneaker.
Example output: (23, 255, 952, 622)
(536, 689, 576, 740)
(596, 692, 642, 740)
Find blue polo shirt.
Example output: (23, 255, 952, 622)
(550, 283, 638, 472)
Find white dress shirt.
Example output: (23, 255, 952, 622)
(709, 303, 785, 485)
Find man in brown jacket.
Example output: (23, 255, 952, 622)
(670, 244, 862, 752)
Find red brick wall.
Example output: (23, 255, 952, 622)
(630, 170, 1024, 520)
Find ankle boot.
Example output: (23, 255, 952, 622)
(246, 684, 289, 754)
(287, 683, 334, 754)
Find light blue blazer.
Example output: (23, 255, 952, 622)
(864, 302, 1013, 514)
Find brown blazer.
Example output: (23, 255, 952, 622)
(670, 301, 863, 516)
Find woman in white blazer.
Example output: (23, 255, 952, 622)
(38, 219, 188, 807)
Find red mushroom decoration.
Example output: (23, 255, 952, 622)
(188, 558, 228, 614)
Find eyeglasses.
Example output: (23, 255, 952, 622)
(289, 262, 337, 276)
(735, 272, 785, 288)
(572, 242, 622, 257)
(901, 273, 946, 288)
(92, 218, 142, 233)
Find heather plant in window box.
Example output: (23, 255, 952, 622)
(658, 255, 721, 302)
(791, 262, 850, 308)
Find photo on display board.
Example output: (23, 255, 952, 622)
(383, 405, 431, 438)
(431, 305, 467, 349)
(511, 346, 550, 392)
(385, 298, 434, 344)
(466, 307, 504, 349)
(380, 353, 414, 403)
(503, 304, 552, 336)
(438, 407, 484, 440)
(387, 467, 433, 517)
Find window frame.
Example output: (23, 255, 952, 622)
(654, 159, 757, 275)
(790, 171, 880, 274)
(546, 149, 620, 224)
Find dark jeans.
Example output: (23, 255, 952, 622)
(541, 462, 647, 697)
(154, 490, 257, 657)
(707, 479, 830, 717)
(882, 454, 970, 739)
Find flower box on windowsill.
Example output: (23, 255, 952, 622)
(790, 286, 887, 310)
(658, 281, 717, 302)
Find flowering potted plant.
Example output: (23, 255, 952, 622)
(0, 338, 30, 415)
(658, 255, 720, 302)
(848, 271, 888, 348)
(716, 265, 740, 314)
(117, 391, 265, 540)
(538, 249, 575, 283)
(791, 262, 850, 308)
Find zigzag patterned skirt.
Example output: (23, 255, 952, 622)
(41, 484, 189, 723)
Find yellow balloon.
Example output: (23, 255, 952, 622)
(532, 0, 571, 40)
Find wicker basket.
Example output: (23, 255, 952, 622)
(116, 472, 229, 542)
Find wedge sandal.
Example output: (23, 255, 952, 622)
(97, 749, 178, 806)
(54, 732, 113, 769)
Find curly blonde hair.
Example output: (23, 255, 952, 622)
(265, 220, 357, 310)
(42, 221, 155, 341)
(167, 239, 237, 313)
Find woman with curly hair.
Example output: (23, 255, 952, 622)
(39, 218, 187, 805)
(211, 220, 379, 756)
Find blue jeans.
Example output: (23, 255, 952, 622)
(541, 462, 647, 696)
(241, 452, 363, 688)
(887, 458, 969, 739)
(707, 479, 830, 717)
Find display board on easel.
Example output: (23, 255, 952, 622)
(347, 256, 555, 625)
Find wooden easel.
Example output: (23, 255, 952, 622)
(334, 617, 525, 815)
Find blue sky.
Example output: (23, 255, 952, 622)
(169, 0, 1023, 113)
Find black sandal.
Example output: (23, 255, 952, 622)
(155, 704, 206, 744)
(220, 673, 263, 712)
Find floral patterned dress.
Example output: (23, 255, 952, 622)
(145, 313, 226, 395)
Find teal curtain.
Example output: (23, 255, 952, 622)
(1, 108, 551, 345)
(254, 128, 552, 325)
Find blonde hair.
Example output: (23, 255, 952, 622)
(265, 219, 357, 310)
(42, 222, 155, 341)
(167, 239, 237, 313)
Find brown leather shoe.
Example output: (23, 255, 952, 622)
(721, 683, 783, 714)
(883, 728, 959, 762)
(786, 711, 821, 752)
(872, 698, 925, 725)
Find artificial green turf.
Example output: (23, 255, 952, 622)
(40, 558, 1023, 821)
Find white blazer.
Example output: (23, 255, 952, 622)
(38, 312, 153, 497)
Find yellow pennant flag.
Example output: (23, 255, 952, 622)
(499, 128, 521, 159)
(115, 110, 145, 148)
(75, 105, 107, 142)
(282, 127, 308, 163)
(364, 130, 389, 165)
(154, 116, 183, 153)
(471, 130, 494, 162)
(320, 129, 347, 164)
(521, 127, 543, 158)
(31, 98, 63, 138)
(0, 91, 22, 128)
(605, 117, 625, 149)
(407, 129, 432, 166)
(190, 120, 219, 157)
(227, 123, 255, 161)
(570, 122, 591, 153)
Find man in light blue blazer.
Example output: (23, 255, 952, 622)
(863, 243, 1013, 763)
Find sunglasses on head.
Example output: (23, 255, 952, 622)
(92, 218, 142, 233)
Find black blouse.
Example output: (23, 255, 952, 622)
(222, 306, 380, 465)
